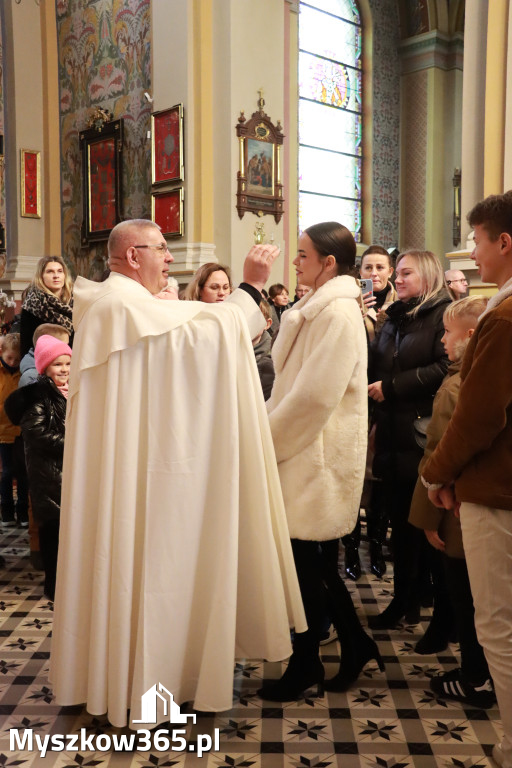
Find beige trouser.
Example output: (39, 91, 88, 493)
(460, 502, 512, 767)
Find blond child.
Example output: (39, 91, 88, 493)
(409, 296, 494, 707)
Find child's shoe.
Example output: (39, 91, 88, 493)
(430, 667, 496, 708)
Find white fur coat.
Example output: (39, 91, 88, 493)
(267, 275, 368, 540)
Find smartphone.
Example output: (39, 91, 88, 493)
(359, 278, 373, 296)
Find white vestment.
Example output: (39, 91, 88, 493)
(49, 273, 305, 728)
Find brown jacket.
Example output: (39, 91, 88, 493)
(423, 291, 512, 510)
(0, 365, 21, 443)
(409, 360, 464, 557)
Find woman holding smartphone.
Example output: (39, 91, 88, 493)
(343, 245, 397, 582)
(258, 221, 383, 701)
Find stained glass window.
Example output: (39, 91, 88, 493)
(299, 0, 362, 240)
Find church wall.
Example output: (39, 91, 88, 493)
(57, 0, 151, 278)
(0, 8, 5, 279)
(400, 69, 428, 249)
(368, 0, 400, 248)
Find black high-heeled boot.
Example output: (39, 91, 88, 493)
(369, 541, 387, 579)
(344, 544, 362, 581)
(258, 629, 325, 702)
(258, 651, 325, 702)
(324, 633, 384, 692)
(368, 597, 406, 630)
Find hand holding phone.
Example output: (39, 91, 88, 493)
(359, 278, 373, 296)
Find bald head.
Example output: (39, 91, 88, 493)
(107, 219, 173, 294)
(445, 269, 468, 298)
(108, 220, 161, 272)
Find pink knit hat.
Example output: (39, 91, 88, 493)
(34, 335, 72, 374)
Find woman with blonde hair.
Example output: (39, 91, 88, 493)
(20, 256, 74, 358)
(368, 249, 451, 629)
(184, 263, 232, 303)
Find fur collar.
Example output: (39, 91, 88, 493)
(271, 276, 360, 373)
(481, 276, 512, 316)
(288, 275, 360, 321)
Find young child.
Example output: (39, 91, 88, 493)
(5, 335, 72, 599)
(0, 333, 28, 536)
(409, 295, 495, 707)
(253, 299, 275, 401)
(19, 323, 70, 388)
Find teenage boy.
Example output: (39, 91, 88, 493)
(422, 190, 512, 768)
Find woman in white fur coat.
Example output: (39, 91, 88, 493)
(259, 221, 384, 702)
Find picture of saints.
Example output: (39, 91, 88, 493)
(246, 139, 273, 196)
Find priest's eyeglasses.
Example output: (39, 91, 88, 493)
(133, 243, 170, 253)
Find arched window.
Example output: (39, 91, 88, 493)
(298, 0, 362, 240)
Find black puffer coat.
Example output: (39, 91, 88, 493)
(369, 293, 451, 482)
(4, 377, 66, 524)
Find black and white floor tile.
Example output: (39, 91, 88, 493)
(0, 525, 501, 767)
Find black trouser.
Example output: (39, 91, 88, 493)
(291, 538, 366, 661)
(38, 519, 60, 601)
(444, 554, 489, 682)
(0, 440, 29, 522)
(385, 477, 425, 613)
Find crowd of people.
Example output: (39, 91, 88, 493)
(0, 191, 511, 768)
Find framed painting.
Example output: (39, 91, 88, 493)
(80, 118, 123, 244)
(236, 96, 284, 223)
(20, 149, 41, 218)
(152, 188, 184, 237)
(151, 104, 184, 185)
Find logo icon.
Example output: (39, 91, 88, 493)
(133, 683, 197, 726)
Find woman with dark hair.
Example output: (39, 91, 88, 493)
(259, 221, 383, 702)
(343, 244, 397, 582)
(368, 250, 451, 630)
(20, 256, 74, 358)
(183, 263, 232, 303)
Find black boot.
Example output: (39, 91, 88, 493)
(325, 632, 384, 692)
(368, 597, 406, 630)
(344, 544, 362, 581)
(258, 631, 324, 702)
(369, 541, 386, 579)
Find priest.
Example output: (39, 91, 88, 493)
(49, 219, 305, 729)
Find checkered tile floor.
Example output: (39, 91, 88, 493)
(0, 526, 502, 767)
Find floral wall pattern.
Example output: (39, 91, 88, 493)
(369, 0, 400, 248)
(57, 0, 151, 278)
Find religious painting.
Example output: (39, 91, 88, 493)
(152, 188, 184, 237)
(80, 118, 123, 244)
(236, 95, 284, 223)
(246, 139, 274, 197)
(20, 149, 41, 218)
(151, 105, 184, 185)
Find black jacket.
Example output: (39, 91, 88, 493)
(4, 377, 66, 523)
(369, 292, 451, 482)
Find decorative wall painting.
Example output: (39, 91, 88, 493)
(152, 188, 184, 237)
(236, 95, 284, 223)
(151, 104, 184, 185)
(80, 118, 123, 244)
(20, 149, 41, 218)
